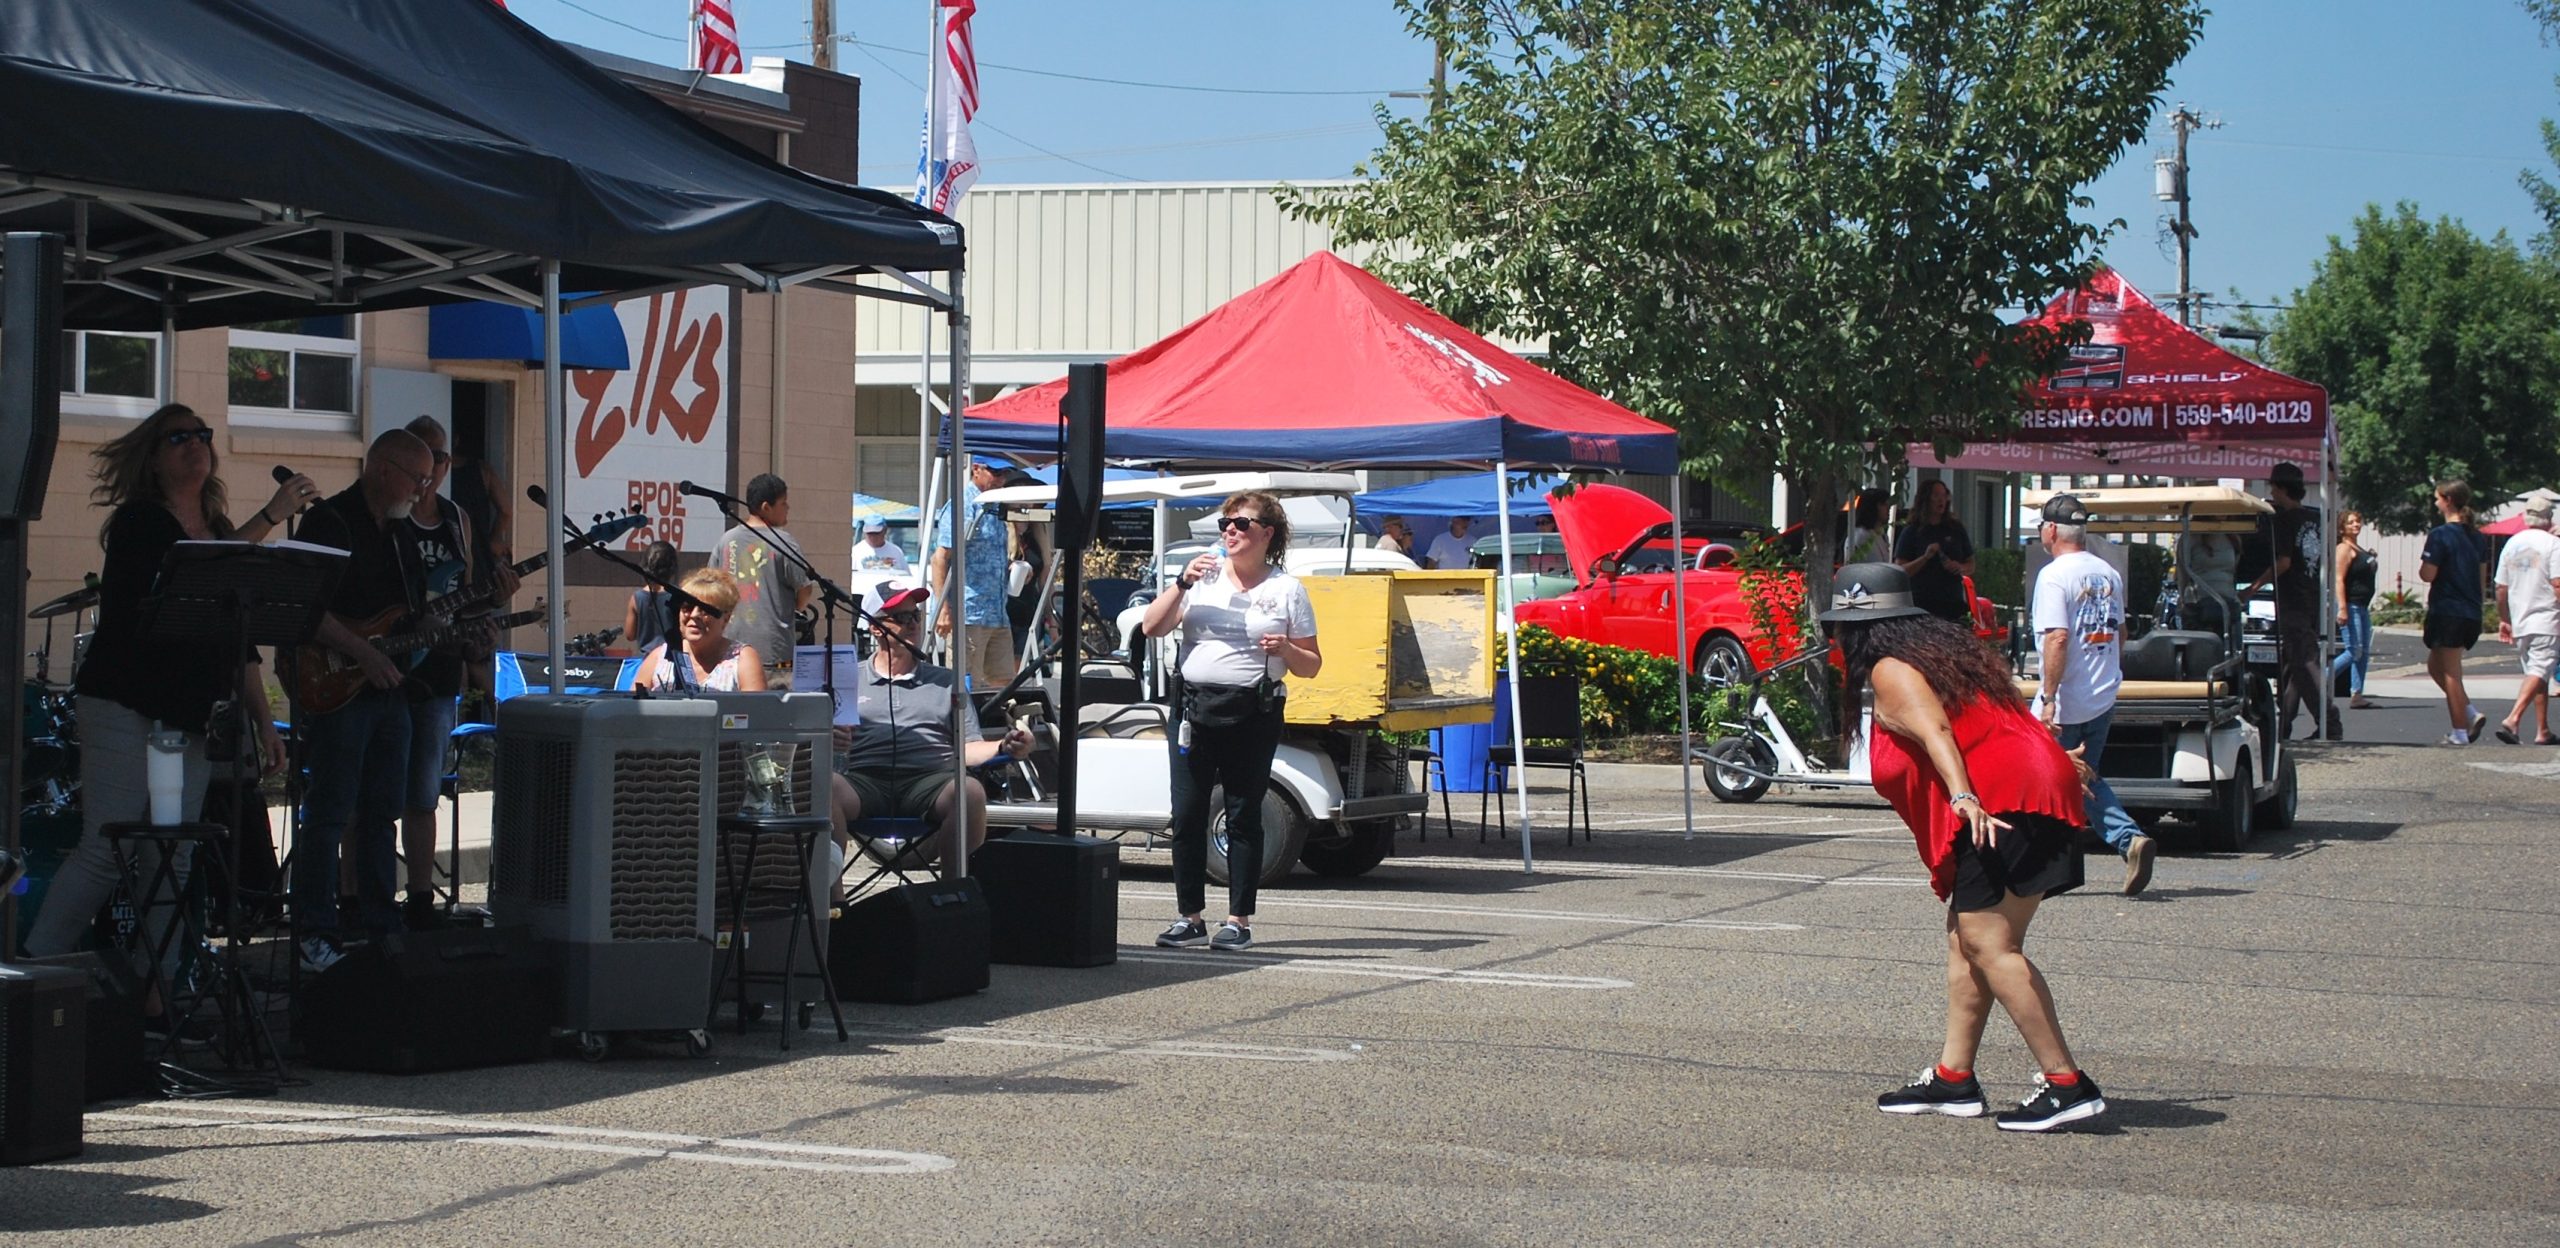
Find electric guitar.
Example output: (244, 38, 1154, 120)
(292, 511, 648, 714)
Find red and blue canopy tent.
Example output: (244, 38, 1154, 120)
(958, 251, 1685, 868)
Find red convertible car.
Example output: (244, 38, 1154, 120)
(1513, 484, 2004, 685)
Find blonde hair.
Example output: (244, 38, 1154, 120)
(677, 566, 741, 616)
(90, 403, 233, 545)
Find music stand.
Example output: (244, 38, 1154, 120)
(138, 540, 341, 1089)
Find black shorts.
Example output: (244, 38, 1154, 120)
(1949, 812, 2085, 912)
(2422, 613, 2482, 652)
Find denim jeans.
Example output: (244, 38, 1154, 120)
(293, 687, 412, 937)
(2054, 710, 2144, 855)
(1168, 701, 1287, 921)
(2330, 604, 2372, 695)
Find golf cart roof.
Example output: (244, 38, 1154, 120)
(974, 471, 1363, 510)
(2022, 486, 2272, 534)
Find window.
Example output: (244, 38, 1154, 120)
(59, 330, 161, 415)
(229, 315, 357, 425)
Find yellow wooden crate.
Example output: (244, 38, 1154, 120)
(1287, 571, 1497, 731)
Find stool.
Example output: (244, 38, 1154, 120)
(842, 816, 935, 899)
(707, 813, 846, 1049)
(101, 821, 285, 1086)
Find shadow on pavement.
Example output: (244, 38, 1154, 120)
(0, 1160, 220, 1230)
(2075, 1094, 2231, 1134)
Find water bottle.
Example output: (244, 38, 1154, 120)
(146, 729, 187, 825)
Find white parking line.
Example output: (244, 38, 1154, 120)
(1354, 858, 1930, 888)
(1118, 950, 1633, 989)
(1122, 888, 1809, 930)
(841, 1023, 1356, 1063)
(94, 1105, 955, 1175)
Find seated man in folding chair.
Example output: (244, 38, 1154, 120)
(829, 582, 1032, 884)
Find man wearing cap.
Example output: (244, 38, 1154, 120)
(828, 581, 1032, 868)
(2032, 494, 2155, 895)
(2492, 497, 2560, 743)
(855, 517, 908, 573)
(928, 457, 1016, 687)
(1375, 516, 1413, 558)
(2240, 461, 2333, 740)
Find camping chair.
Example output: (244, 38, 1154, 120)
(1478, 674, 1592, 845)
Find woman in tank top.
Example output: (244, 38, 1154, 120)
(2333, 510, 2379, 708)
(636, 566, 767, 692)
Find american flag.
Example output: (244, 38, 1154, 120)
(693, 0, 743, 75)
(916, 1, 980, 212)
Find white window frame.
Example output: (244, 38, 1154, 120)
(59, 329, 163, 419)
(227, 320, 362, 432)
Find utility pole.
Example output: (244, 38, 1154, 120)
(2153, 104, 2218, 327)
(810, 0, 835, 70)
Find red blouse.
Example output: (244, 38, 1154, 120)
(1869, 695, 2086, 901)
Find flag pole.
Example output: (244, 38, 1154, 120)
(914, 2, 942, 586)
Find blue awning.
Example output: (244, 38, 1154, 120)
(428, 299, 631, 369)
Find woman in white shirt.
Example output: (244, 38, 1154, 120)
(1138, 490, 1323, 951)
(635, 567, 768, 692)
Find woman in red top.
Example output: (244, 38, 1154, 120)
(1821, 562, 2106, 1133)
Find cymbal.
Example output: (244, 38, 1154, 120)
(28, 584, 99, 620)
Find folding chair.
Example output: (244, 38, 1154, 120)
(1479, 673, 1591, 845)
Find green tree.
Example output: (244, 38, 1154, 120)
(2521, 1, 2560, 238)
(2271, 203, 2560, 534)
(1285, 0, 2200, 642)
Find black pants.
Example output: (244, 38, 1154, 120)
(2277, 611, 2325, 731)
(1168, 703, 1286, 921)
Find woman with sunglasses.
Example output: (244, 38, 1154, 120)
(25, 404, 311, 1043)
(634, 567, 767, 692)
(1138, 491, 1322, 952)
(1821, 562, 2106, 1133)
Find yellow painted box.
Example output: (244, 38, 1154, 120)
(1287, 571, 1497, 731)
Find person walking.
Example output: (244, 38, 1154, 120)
(1138, 490, 1322, 952)
(2493, 498, 2560, 744)
(1895, 478, 1977, 625)
(2420, 480, 2492, 746)
(2241, 463, 2331, 740)
(1821, 561, 2106, 1133)
(2331, 512, 2378, 710)
(2030, 494, 2155, 896)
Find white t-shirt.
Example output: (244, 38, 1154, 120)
(2031, 549, 2124, 724)
(1423, 530, 1476, 571)
(1178, 570, 1318, 688)
(2497, 527, 2560, 638)
(854, 538, 908, 572)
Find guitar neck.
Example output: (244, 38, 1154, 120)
(377, 608, 544, 655)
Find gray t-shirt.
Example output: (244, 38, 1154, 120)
(713, 522, 812, 664)
(841, 661, 981, 772)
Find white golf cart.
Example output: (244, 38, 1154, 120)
(972, 472, 1495, 884)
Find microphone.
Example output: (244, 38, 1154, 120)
(678, 479, 747, 511)
(526, 484, 548, 509)
(271, 464, 295, 485)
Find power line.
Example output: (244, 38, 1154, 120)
(842, 37, 1419, 97)
(846, 43, 1140, 184)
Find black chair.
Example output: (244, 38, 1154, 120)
(1478, 674, 1591, 845)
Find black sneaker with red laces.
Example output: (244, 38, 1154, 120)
(1877, 1068, 1986, 1117)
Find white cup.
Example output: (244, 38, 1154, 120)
(146, 730, 187, 825)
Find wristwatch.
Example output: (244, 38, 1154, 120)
(1176, 574, 1198, 591)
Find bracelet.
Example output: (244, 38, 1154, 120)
(259, 506, 281, 527)
(1176, 575, 1197, 591)
(1948, 791, 1979, 808)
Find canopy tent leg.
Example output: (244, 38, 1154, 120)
(1674, 473, 1694, 840)
(945, 270, 972, 879)
(769, 284, 787, 475)
(1497, 462, 1533, 873)
(542, 260, 566, 692)
(2322, 426, 2338, 737)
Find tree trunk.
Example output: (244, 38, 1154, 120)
(1796, 470, 1843, 626)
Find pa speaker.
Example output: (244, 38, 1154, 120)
(0, 233, 65, 524)
(1054, 361, 1107, 552)
(21, 953, 148, 1104)
(973, 832, 1118, 967)
(0, 962, 85, 1164)
(300, 924, 557, 1073)
(829, 876, 989, 1004)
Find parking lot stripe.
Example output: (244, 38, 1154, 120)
(1117, 950, 1634, 989)
(1324, 859, 1930, 888)
(835, 1024, 1357, 1063)
(1121, 888, 1808, 931)
(92, 1107, 956, 1175)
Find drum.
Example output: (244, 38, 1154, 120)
(18, 680, 77, 797)
(9, 803, 85, 949)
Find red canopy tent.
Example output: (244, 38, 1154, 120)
(1910, 267, 2331, 481)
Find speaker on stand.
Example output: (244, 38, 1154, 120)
(1, 232, 66, 963)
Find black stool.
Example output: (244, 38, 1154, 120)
(707, 813, 847, 1049)
(101, 820, 285, 1088)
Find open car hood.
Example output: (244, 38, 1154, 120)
(1549, 483, 1674, 585)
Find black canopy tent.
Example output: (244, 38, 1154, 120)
(0, 0, 992, 884)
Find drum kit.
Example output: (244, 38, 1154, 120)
(14, 580, 94, 943)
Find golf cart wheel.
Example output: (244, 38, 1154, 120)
(2254, 748, 2298, 830)
(1205, 787, 1311, 888)
(1702, 736, 1774, 803)
(2197, 751, 2254, 852)
(1297, 821, 1392, 877)
(1695, 634, 1756, 690)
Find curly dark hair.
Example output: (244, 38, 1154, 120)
(1834, 613, 2023, 740)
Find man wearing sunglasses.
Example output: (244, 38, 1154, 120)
(827, 582, 1032, 869)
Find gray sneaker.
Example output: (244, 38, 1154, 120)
(1209, 922, 1253, 951)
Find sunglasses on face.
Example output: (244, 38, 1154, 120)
(1216, 515, 1262, 533)
(679, 603, 726, 620)
(162, 427, 215, 448)
(880, 610, 923, 627)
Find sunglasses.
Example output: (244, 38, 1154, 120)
(162, 427, 215, 448)
(880, 611, 923, 628)
(1216, 515, 1263, 533)
(679, 602, 726, 619)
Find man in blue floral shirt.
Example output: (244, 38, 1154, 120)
(928, 456, 1015, 686)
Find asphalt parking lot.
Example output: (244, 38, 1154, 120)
(11, 664, 2558, 1245)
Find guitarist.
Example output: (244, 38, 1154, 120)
(394, 417, 517, 929)
(290, 429, 444, 971)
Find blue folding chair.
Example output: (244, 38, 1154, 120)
(437, 652, 641, 905)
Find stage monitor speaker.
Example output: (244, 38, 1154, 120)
(0, 233, 65, 524)
(0, 962, 85, 1165)
(1054, 361, 1107, 552)
(829, 876, 989, 1004)
(300, 924, 557, 1073)
(22, 953, 148, 1104)
(973, 832, 1118, 968)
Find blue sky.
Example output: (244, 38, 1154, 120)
(513, 1, 2560, 314)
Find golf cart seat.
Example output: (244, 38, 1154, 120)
(2121, 629, 2225, 682)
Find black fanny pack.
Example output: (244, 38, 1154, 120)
(1182, 677, 1280, 728)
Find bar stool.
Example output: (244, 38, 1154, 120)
(706, 812, 846, 1049)
(102, 820, 285, 1085)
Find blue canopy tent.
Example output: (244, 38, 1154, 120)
(1352, 472, 1560, 534)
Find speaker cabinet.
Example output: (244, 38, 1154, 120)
(829, 877, 989, 1004)
(1054, 361, 1107, 552)
(0, 233, 65, 524)
(300, 925, 557, 1073)
(973, 832, 1118, 967)
(0, 962, 85, 1165)
(20, 953, 148, 1104)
